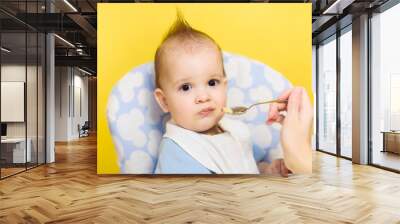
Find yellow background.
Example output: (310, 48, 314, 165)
(98, 3, 312, 173)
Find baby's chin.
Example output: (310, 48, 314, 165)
(177, 115, 223, 133)
(192, 115, 224, 132)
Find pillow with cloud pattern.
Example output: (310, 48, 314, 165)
(107, 52, 292, 174)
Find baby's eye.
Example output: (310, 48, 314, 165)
(179, 83, 192, 92)
(208, 79, 220, 87)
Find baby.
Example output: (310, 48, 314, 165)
(153, 13, 291, 175)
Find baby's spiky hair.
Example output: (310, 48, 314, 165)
(154, 11, 223, 89)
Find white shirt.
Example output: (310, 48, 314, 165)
(161, 116, 259, 174)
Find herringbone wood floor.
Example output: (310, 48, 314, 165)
(1, 134, 400, 223)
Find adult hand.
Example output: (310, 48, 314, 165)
(258, 159, 292, 177)
(267, 87, 313, 174)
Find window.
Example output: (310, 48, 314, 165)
(339, 28, 352, 158)
(371, 2, 400, 171)
(317, 36, 337, 154)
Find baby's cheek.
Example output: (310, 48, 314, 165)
(222, 93, 228, 104)
(217, 92, 227, 105)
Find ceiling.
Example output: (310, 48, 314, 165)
(0, 0, 393, 76)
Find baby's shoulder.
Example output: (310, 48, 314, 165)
(158, 137, 182, 154)
(156, 138, 211, 174)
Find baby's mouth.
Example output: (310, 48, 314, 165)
(199, 107, 215, 117)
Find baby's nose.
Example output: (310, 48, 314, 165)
(195, 91, 210, 103)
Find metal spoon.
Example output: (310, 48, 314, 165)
(223, 99, 288, 115)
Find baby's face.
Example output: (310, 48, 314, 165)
(156, 43, 227, 132)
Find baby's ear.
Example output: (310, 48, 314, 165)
(154, 88, 169, 113)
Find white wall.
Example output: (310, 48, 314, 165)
(55, 67, 89, 141)
(55, 67, 69, 141)
(1, 63, 46, 164)
(1, 65, 39, 137)
(1, 66, 26, 134)
(70, 72, 89, 138)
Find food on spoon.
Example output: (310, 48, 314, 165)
(222, 107, 233, 114)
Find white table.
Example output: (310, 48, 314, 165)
(1, 138, 31, 163)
